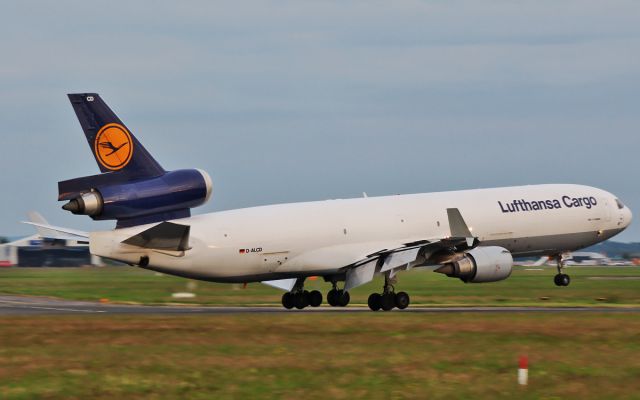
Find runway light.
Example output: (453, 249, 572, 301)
(518, 355, 529, 386)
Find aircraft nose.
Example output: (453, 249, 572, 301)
(625, 206, 633, 227)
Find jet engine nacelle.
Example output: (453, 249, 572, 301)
(435, 246, 513, 283)
(62, 169, 212, 222)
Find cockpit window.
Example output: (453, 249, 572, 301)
(615, 199, 625, 209)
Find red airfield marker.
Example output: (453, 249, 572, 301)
(518, 355, 529, 385)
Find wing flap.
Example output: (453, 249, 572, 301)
(380, 247, 421, 272)
(344, 259, 377, 291)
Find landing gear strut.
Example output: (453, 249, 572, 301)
(554, 255, 571, 287)
(368, 274, 410, 311)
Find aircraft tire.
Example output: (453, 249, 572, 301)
(293, 292, 309, 309)
(309, 290, 323, 307)
(554, 274, 561, 286)
(554, 274, 565, 286)
(337, 290, 350, 307)
(282, 292, 294, 309)
(381, 293, 395, 311)
(395, 292, 410, 310)
(327, 289, 338, 306)
(368, 293, 382, 311)
(560, 274, 571, 286)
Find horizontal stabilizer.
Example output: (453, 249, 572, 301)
(122, 222, 190, 251)
(21, 221, 89, 240)
(27, 211, 70, 240)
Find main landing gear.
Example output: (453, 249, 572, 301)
(554, 255, 571, 287)
(327, 282, 350, 307)
(367, 274, 410, 311)
(281, 281, 350, 310)
(281, 290, 323, 310)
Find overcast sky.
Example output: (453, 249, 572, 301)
(1, 1, 639, 241)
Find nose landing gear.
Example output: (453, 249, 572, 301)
(553, 255, 571, 287)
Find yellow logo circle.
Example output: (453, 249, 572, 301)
(94, 123, 134, 171)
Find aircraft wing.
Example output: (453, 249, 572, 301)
(278, 208, 477, 291)
(262, 239, 438, 292)
(283, 240, 415, 272)
(341, 235, 476, 291)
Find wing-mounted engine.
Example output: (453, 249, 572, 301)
(434, 246, 513, 283)
(59, 169, 212, 228)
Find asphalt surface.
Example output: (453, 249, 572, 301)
(0, 295, 639, 315)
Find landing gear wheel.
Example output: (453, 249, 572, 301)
(293, 292, 309, 309)
(554, 273, 571, 287)
(327, 289, 339, 307)
(381, 293, 395, 311)
(282, 292, 294, 309)
(554, 255, 571, 287)
(554, 274, 562, 286)
(337, 290, 350, 307)
(368, 293, 382, 311)
(395, 292, 410, 310)
(309, 290, 323, 307)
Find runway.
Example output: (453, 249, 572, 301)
(0, 295, 639, 315)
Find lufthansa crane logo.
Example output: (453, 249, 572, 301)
(94, 123, 134, 170)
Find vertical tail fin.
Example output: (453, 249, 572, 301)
(67, 93, 165, 179)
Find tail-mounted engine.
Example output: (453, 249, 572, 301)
(435, 246, 513, 283)
(60, 93, 214, 228)
(59, 169, 212, 228)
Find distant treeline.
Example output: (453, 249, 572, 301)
(584, 241, 640, 259)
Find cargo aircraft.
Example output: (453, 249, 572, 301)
(30, 94, 633, 311)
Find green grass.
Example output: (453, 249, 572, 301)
(1, 313, 640, 399)
(1, 267, 640, 399)
(0, 265, 639, 307)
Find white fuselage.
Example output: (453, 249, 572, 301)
(90, 184, 632, 282)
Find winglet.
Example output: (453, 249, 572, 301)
(447, 208, 475, 246)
